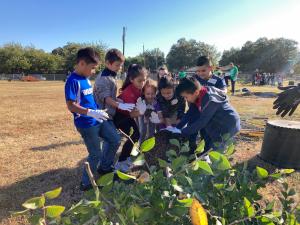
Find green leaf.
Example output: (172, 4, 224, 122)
(116, 170, 136, 180)
(45, 205, 65, 218)
(197, 161, 214, 175)
(28, 215, 44, 225)
(11, 209, 30, 216)
(158, 159, 168, 168)
(166, 149, 177, 158)
(132, 205, 143, 218)
(140, 137, 155, 152)
(171, 156, 186, 171)
(270, 173, 281, 179)
(217, 155, 231, 170)
(214, 183, 225, 190)
(185, 176, 193, 186)
(195, 139, 205, 154)
(177, 198, 193, 207)
(244, 197, 255, 217)
(266, 201, 275, 211)
(137, 207, 155, 222)
(22, 196, 45, 209)
(280, 169, 295, 174)
(222, 133, 231, 141)
(44, 187, 62, 200)
(62, 217, 71, 225)
(129, 127, 134, 136)
(96, 172, 114, 186)
(225, 143, 235, 156)
(133, 154, 145, 166)
(180, 144, 190, 153)
(171, 178, 183, 192)
(209, 151, 222, 162)
(193, 160, 199, 171)
(168, 206, 188, 217)
(288, 188, 296, 196)
(256, 166, 269, 179)
(169, 139, 180, 148)
(126, 205, 135, 220)
(282, 182, 289, 190)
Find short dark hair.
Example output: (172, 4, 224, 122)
(158, 77, 174, 91)
(196, 56, 212, 67)
(76, 47, 100, 64)
(105, 48, 125, 64)
(176, 77, 201, 95)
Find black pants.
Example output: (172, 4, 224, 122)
(224, 76, 230, 86)
(231, 79, 236, 94)
(114, 112, 140, 162)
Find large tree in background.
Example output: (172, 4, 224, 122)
(124, 48, 165, 72)
(0, 43, 63, 74)
(0, 43, 31, 73)
(51, 42, 106, 72)
(0, 42, 106, 74)
(220, 37, 299, 73)
(166, 38, 220, 71)
(143, 48, 165, 72)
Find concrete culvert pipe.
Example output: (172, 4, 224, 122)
(260, 120, 300, 169)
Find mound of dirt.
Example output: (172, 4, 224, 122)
(144, 130, 187, 166)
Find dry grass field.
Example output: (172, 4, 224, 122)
(0, 80, 299, 225)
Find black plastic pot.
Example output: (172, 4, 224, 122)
(260, 120, 300, 169)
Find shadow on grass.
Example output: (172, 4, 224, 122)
(233, 154, 279, 174)
(0, 159, 85, 223)
(30, 140, 83, 151)
(240, 91, 278, 98)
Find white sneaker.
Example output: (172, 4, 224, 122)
(115, 161, 130, 173)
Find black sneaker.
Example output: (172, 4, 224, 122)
(79, 182, 93, 192)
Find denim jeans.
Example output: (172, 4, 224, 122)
(76, 120, 120, 186)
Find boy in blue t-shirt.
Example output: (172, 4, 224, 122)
(194, 56, 227, 93)
(65, 47, 120, 191)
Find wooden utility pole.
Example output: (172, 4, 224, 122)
(122, 26, 126, 56)
(143, 44, 145, 67)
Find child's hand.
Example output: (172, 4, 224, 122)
(136, 97, 147, 115)
(87, 109, 109, 122)
(118, 103, 135, 112)
(150, 112, 161, 124)
(165, 126, 181, 134)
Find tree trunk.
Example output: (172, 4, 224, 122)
(260, 120, 300, 169)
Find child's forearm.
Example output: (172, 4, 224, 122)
(105, 97, 119, 108)
(66, 101, 88, 115)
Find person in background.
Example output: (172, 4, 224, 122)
(157, 66, 169, 82)
(228, 62, 238, 95)
(194, 56, 227, 93)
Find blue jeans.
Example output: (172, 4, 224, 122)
(76, 120, 120, 186)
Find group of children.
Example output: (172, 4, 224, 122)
(64, 47, 241, 191)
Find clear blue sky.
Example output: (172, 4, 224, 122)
(1, 0, 299, 56)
